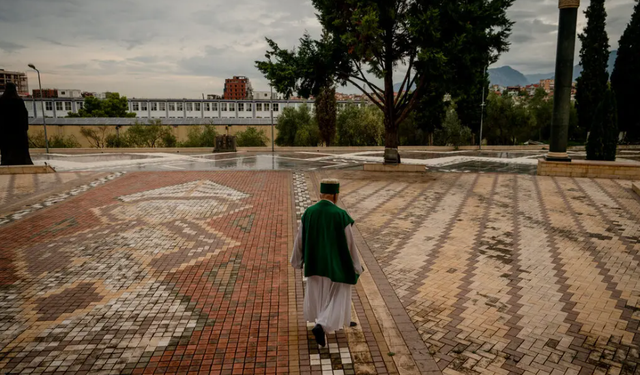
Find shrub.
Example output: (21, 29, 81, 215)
(180, 125, 217, 147)
(236, 127, 268, 147)
(275, 104, 319, 146)
(29, 131, 80, 148)
(125, 120, 176, 148)
(434, 106, 473, 149)
(336, 105, 384, 146)
(80, 126, 112, 148)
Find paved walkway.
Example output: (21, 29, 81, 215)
(331, 171, 640, 375)
(1, 170, 639, 375)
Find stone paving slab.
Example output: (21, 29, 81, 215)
(329, 172, 640, 375)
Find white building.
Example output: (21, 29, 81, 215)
(23, 97, 365, 120)
(58, 89, 82, 98)
(253, 91, 285, 100)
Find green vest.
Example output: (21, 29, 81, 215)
(302, 200, 358, 285)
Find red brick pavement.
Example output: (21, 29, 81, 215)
(0, 172, 292, 374)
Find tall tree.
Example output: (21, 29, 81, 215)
(316, 86, 337, 146)
(587, 87, 618, 160)
(257, 0, 514, 163)
(575, 0, 610, 137)
(611, 0, 640, 142)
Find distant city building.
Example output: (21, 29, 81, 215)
(253, 90, 284, 100)
(506, 86, 521, 97)
(540, 79, 554, 93)
(223, 76, 252, 100)
(0, 69, 29, 96)
(491, 84, 506, 94)
(58, 89, 82, 98)
(32, 88, 59, 98)
(525, 84, 539, 96)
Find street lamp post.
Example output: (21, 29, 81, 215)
(479, 65, 487, 150)
(28, 64, 49, 153)
(270, 85, 274, 153)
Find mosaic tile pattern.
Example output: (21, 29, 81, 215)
(0, 172, 124, 227)
(334, 171, 640, 375)
(0, 171, 291, 374)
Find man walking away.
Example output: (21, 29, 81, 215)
(291, 178, 364, 347)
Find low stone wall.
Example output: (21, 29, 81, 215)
(0, 165, 56, 174)
(538, 160, 640, 180)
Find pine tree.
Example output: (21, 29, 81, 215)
(611, 0, 640, 142)
(587, 88, 618, 161)
(575, 0, 610, 137)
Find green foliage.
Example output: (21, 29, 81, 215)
(275, 104, 320, 146)
(256, 0, 515, 161)
(398, 112, 430, 146)
(587, 88, 618, 160)
(28, 132, 80, 148)
(105, 133, 127, 148)
(117, 120, 177, 148)
(79, 126, 112, 148)
(335, 105, 384, 147)
(434, 106, 472, 149)
(316, 86, 337, 146)
(575, 0, 610, 137)
(611, 0, 640, 142)
(67, 93, 136, 118)
(484, 93, 535, 145)
(236, 127, 269, 147)
(180, 125, 217, 147)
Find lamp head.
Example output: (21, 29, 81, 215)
(28, 64, 36, 70)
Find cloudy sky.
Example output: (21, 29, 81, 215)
(0, 0, 636, 98)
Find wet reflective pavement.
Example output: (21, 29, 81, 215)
(29, 149, 640, 175)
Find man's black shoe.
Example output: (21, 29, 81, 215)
(312, 324, 326, 347)
(350, 322, 357, 327)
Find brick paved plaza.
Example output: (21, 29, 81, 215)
(0, 170, 639, 375)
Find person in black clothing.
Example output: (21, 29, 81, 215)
(0, 82, 33, 165)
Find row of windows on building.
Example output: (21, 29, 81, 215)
(44, 102, 82, 111)
(129, 102, 282, 112)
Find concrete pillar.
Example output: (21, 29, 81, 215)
(547, 0, 580, 162)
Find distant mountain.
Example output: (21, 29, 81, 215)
(488, 66, 529, 87)
(489, 50, 618, 87)
(393, 82, 416, 92)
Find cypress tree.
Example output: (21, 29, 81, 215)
(611, 0, 640, 142)
(575, 0, 610, 138)
(587, 88, 618, 161)
(315, 86, 337, 146)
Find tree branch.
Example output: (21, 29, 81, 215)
(348, 74, 385, 103)
(395, 74, 427, 126)
(354, 61, 385, 97)
(346, 78, 385, 112)
(397, 71, 420, 109)
(394, 55, 414, 106)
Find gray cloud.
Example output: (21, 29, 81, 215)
(0, 0, 636, 97)
(37, 37, 76, 48)
(0, 40, 26, 53)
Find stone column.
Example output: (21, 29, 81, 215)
(547, 0, 580, 161)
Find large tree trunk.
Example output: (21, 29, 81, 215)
(383, 110, 401, 164)
(383, 55, 400, 164)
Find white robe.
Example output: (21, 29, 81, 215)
(291, 210, 364, 333)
